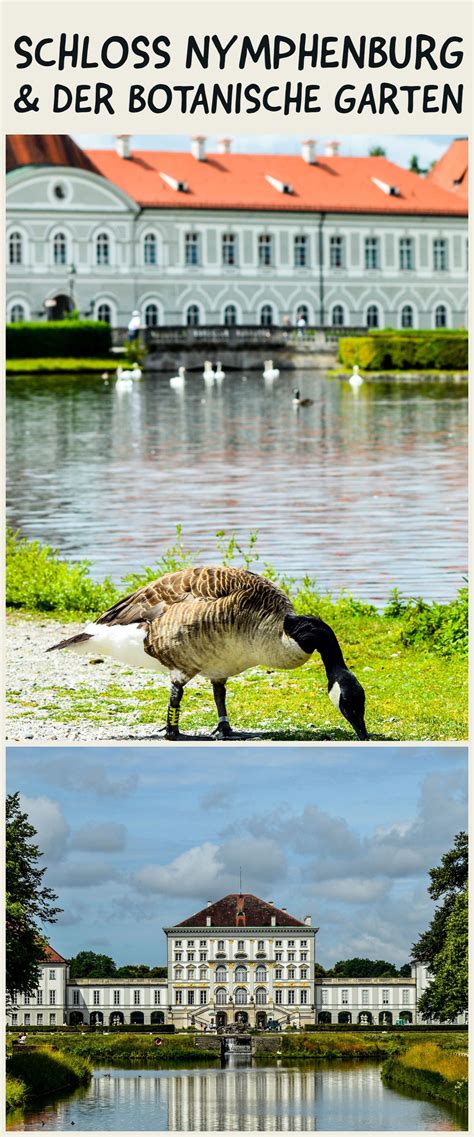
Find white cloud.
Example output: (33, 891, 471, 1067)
(72, 822, 127, 853)
(20, 794, 69, 860)
(134, 843, 223, 897)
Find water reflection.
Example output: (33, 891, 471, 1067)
(7, 1062, 467, 1132)
(6, 371, 467, 604)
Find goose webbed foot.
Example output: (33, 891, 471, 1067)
(211, 720, 262, 741)
(159, 725, 211, 742)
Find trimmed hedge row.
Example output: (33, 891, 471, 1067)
(339, 331, 468, 371)
(6, 320, 112, 359)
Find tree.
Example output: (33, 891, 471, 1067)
(413, 832, 468, 1022)
(328, 957, 399, 978)
(409, 155, 421, 173)
(115, 964, 167, 978)
(368, 145, 386, 157)
(69, 951, 117, 979)
(398, 963, 412, 978)
(314, 963, 326, 977)
(6, 792, 61, 1000)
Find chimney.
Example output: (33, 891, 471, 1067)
(206, 916, 211, 927)
(304, 915, 311, 926)
(191, 135, 207, 161)
(302, 139, 316, 165)
(325, 140, 340, 157)
(207, 900, 212, 907)
(116, 135, 131, 160)
(218, 138, 232, 154)
(281, 907, 287, 913)
(271, 916, 276, 926)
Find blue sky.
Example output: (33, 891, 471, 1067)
(7, 745, 466, 970)
(73, 134, 457, 169)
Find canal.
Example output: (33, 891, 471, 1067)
(7, 1058, 467, 1131)
(6, 370, 467, 606)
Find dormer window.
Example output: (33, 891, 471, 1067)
(265, 175, 293, 194)
(160, 172, 188, 192)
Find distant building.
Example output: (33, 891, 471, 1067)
(6, 135, 468, 331)
(8, 893, 467, 1029)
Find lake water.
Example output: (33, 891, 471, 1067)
(7, 1059, 467, 1131)
(6, 371, 467, 606)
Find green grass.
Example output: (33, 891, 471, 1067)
(23, 1032, 218, 1064)
(382, 1041, 468, 1109)
(6, 1045, 92, 1112)
(6, 358, 121, 374)
(6, 529, 468, 741)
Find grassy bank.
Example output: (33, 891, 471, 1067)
(6, 1045, 92, 1112)
(24, 1032, 219, 1064)
(6, 530, 468, 740)
(6, 358, 120, 374)
(382, 1041, 468, 1110)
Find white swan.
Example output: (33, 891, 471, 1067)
(115, 372, 134, 391)
(263, 360, 280, 379)
(116, 365, 142, 380)
(170, 366, 186, 389)
(203, 360, 215, 381)
(214, 361, 225, 380)
(349, 364, 363, 388)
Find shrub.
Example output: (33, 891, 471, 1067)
(6, 320, 111, 359)
(339, 331, 468, 372)
(6, 529, 119, 616)
(6, 1045, 91, 1111)
(385, 587, 468, 657)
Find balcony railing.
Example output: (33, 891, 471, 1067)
(137, 324, 368, 350)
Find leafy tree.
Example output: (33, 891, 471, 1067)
(69, 951, 117, 979)
(413, 832, 468, 1021)
(328, 957, 399, 978)
(409, 155, 421, 173)
(115, 964, 167, 978)
(368, 146, 386, 157)
(314, 963, 326, 977)
(6, 792, 61, 1000)
(398, 963, 412, 978)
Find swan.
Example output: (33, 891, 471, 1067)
(349, 364, 363, 388)
(293, 389, 314, 407)
(115, 372, 134, 390)
(203, 361, 215, 381)
(170, 366, 186, 389)
(263, 360, 280, 379)
(214, 361, 225, 380)
(47, 566, 368, 741)
(116, 365, 142, 380)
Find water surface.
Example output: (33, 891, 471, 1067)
(6, 371, 467, 605)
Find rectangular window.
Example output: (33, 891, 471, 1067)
(276, 941, 282, 947)
(288, 991, 295, 1005)
(113, 991, 120, 1005)
(257, 941, 265, 951)
(187, 953, 195, 961)
(24, 1013, 31, 1024)
(11, 1014, 18, 1025)
(382, 990, 389, 1004)
(185, 233, 199, 266)
(402, 990, 410, 1005)
(300, 953, 307, 961)
(200, 991, 207, 1005)
(275, 990, 283, 1005)
(188, 941, 194, 947)
(175, 941, 182, 947)
(24, 994, 30, 1005)
(49, 1013, 56, 1025)
(199, 940, 207, 947)
(300, 991, 308, 1005)
(322, 990, 328, 1005)
(275, 952, 283, 961)
(341, 990, 349, 1004)
(237, 940, 244, 952)
(133, 991, 140, 1005)
(294, 235, 308, 267)
(218, 940, 225, 951)
(258, 234, 272, 267)
(361, 990, 369, 1005)
(301, 941, 307, 948)
(175, 952, 182, 961)
(288, 969, 295, 980)
(330, 236, 344, 268)
(49, 970, 56, 981)
(49, 991, 56, 1005)
(37, 1014, 43, 1026)
(288, 941, 295, 948)
(399, 237, 414, 270)
(175, 990, 183, 1004)
(188, 991, 195, 1005)
(288, 953, 295, 961)
(222, 234, 237, 266)
(365, 237, 379, 270)
(200, 952, 207, 961)
(301, 969, 308, 980)
(433, 238, 447, 270)
(275, 969, 283, 980)
(37, 991, 43, 1005)
(92, 991, 100, 1006)
(73, 991, 80, 1005)
(154, 991, 161, 1005)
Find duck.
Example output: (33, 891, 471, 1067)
(349, 364, 363, 388)
(214, 361, 225, 380)
(293, 389, 314, 407)
(263, 360, 280, 379)
(170, 366, 186, 389)
(47, 566, 368, 741)
(203, 361, 215, 381)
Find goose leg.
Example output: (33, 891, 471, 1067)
(163, 678, 209, 741)
(211, 681, 261, 740)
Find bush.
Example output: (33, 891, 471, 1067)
(6, 320, 111, 359)
(6, 1045, 91, 1111)
(339, 331, 468, 372)
(6, 529, 119, 616)
(385, 587, 468, 657)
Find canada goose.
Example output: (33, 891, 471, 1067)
(349, 364, 363, 388)
(170, 366, 186, 389)
(293, 389, 314, 407)
(47, 566, 368, 741)
(214, 361, 225, 380)
(263, 360, 280, 379)
(203, 361, 215, 381)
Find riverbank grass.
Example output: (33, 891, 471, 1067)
(6, 358, 119, 374)
(23, 1032, 219, 1064)
(382, 1041, 468, 1109)
(6, 1045, 92, 1112)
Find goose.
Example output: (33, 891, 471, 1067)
(203, 361, 215, 381)
(47, 566, 368, 741)
(170, 366, 186, 389)
(214, 361, 225, 380)
(293, 389, 314, 407)
(349, 364, 363, 388)
(263, 360, 280, 379)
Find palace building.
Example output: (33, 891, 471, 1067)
(6, 135, 468, 331)
(9, 893, 465, 1029)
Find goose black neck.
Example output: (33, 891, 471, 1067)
(284, 614, 347, 680)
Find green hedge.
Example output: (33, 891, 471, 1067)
(339, 331, 468, 371)
(6, 320, 112, 359)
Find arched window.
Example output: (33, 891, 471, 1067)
(9, 232, 23, 265)
(260, 304, 273, 327)
(255, 987, 267, 1005)
(96, 232, 110, 266)
(53, 232, 67, 266)
(186, 304, 200, 326)
(9, 303, 26, 323)
(144, 233, 157, 266)
(318, 1011, 332, 1024)
(215, 966, 227, 983)
(331, 304, 345, 327)
(235, 967, 247, 984)
(235, 987, 247, 1005)
(366, 304, 379, 329)
(401, 304, 414, 329)
(145, 302, 159, 327)
(296, 304, 309, 323)
(435, 303, 447, 328)
(255, 967, 267, 983)
(224, 303, 237, 326)
(97, 302, 112, 325)
(215, 988, 226, 1005)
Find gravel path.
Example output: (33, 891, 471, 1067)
(5, 614, 194, 743)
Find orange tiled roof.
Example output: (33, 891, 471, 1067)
(86, 148, 467, 216)
(176, 893, 307, 928)
(42, 944, 68, 964)
(427, 138, 468, 199)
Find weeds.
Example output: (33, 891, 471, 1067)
(6, 1045, 92, 1112)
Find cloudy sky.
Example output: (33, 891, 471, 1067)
(7, 745, 466, 970)
(73, 134, 457, 170)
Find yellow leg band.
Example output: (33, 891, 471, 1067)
(168, 706, 180, 727)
